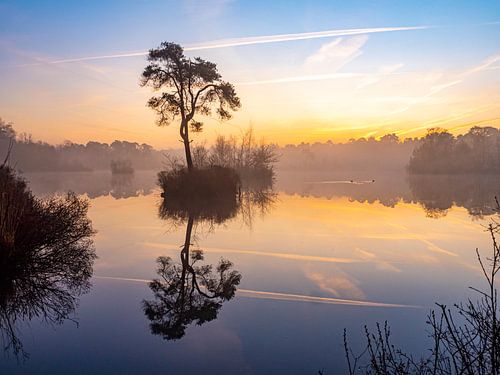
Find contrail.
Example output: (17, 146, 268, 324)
(17, 25, 429, 66)
(183, 25, 428, 50)
(236, 72, 364, 85)
(94, 276, 417, 308)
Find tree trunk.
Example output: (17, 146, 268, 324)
(184, 138, 193, 171)
(180, 120, 194, 171)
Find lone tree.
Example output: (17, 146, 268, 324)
(141, 42, 241, 170)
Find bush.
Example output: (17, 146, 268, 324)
(343, 198, 500, 374)
(158, 165, 240, 200)
(190, 128, 278, 184)
(0, 165, 96, 357)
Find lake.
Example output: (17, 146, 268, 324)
(1, 170, 497, 374)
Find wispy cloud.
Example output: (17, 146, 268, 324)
(237, 49, 405, 86)
(395, 105, 497, 136)
(15, 25, 428, 66)
(305, 35, 368, 68)
(188, 25, 426, 51)
(357, 63, 404, 88)
(389, 53, 500, 117)
(236, 72, 363, 85)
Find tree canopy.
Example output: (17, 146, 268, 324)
(141, 42, 240, 169)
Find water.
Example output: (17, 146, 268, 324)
(1, 170, 497, 374)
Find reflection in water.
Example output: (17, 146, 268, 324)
(159, 191, 239, 226)
(408, 174, 500, 218)
(278, 171, 500, 218)
(0, 247, 95, 358)
(145, 184, 275, 341)
(25, 171, 156, 199)
(0, 167, 96, 358)
(143, 216, 241, 340)
(110, 173, 141, 199)
(2, 169, 496, 372)
(159, 184, 277, 228)
(24, 170, 500, 219)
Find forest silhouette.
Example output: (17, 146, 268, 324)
(3, 117, 500, 175)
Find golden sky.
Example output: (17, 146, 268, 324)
(1, 1, 499, 148)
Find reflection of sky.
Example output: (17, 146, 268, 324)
(2, 171, 494, 373)
(86, 191, 488, 306)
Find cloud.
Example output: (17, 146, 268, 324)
(237, 55, 405, 87)
(356, 62, 404, 89)
(388, 53, 500, 117)
(14, 25, 428, 66)
(189, 25, 424, 51)
(305, 35, 368, 69)
(236, 72, 363, 86)
(236, 35, 369, 86)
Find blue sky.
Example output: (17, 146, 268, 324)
(0, 0, 499, 146)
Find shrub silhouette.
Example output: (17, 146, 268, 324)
(344, 198, 500, 374)
(158, 165, 240, 200)
(0, 165, 96, 358)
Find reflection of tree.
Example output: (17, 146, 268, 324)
(143, 217, 241, 340)
(277, 171, 500, 219)
(239, 187, 277, 228)
(276, 172, 411, 209)
(25, 171, 156, 199)
(409, 174, 500, 219)
(110, 173, 139, 199)
(158, 185, 277, 228)
(145, 183, 275, 341)
(0, 166, 96, 358)
(159, 193, 239, 227)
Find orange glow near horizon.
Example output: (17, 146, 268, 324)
(2, 26, 499, 149)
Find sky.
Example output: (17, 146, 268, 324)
(0, 0, 499, 148)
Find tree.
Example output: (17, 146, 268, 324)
(380, 133, 399, 144)
(141, 42, 241, 170)
(0, 118, 16, 140)
(143, 216, 241, 341)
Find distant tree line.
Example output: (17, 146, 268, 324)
(0, 118, 166, 172)
(277, 134, 419, 171)
(3, 117, 500, 174)
(408, 126, 500, 174)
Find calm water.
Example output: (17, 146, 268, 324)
(1, 170, 498, 374)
